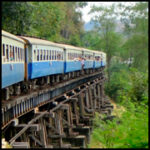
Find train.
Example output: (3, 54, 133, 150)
(2, 30, 106, 100)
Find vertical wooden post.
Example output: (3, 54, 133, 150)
(97, 84, 101, 110)
(100, 84, 104, 107)
(88, 87, 93, 109)
(72, 100, 79, 126)
(93, 85, 97, 110)
(79, 93, 85, 118)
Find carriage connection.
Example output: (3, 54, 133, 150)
(2, 30, 106, 100)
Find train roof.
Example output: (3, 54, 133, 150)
(2, 30, 25, 44)
(80, 47, 95, 53)
(20, 36, 65, 48)
(100, 51, 106, 55)
(91, 50, 102, 53)
(55, 43, 82, 51)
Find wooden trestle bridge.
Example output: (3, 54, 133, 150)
(1, 69, 113, 148)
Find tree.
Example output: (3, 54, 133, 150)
(118, 2, 148, 72)
(2, 2, 87, 45)
(89, 4, 123, 82)
(2, 2, 33, 34)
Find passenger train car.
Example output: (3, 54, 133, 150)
(56, 43, 82, 73)
(20, 36, 64, 80)
(2, 30, 106, 100)
(93, 50, 103, 68)
(101, 51, 106, 67)
(2, 30, 25, 89)
(82, 48, 94, 69)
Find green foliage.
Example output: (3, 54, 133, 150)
(105, 62, 148, 105)
(2, 2, 86, 46)
(89, 102, 148, 148)
(129, 68, 148, 104)
(119, 2, 148, 72)
(105, 63, 131, 103)
(80, 30, 101, 50)
(89, 4, 124, 82)
(2, 2, 33, 34)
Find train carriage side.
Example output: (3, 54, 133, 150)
(2, 30, 25, 89)
(82, 48, 94, 69)
(20, 37, 64, 80)
(101, 52, 106, 67)
(93, 50, 102, 68)
(61, 44, 82, 73)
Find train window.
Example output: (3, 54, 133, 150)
(34, 50, 36, 61)
(56, 51, 58, 60)
(50, 50, 52, 60)
(49, 50, 51, 60)
(60, 51, 61, 60)
(51, 50, 53, 60)
(61, 52, 63, 60)
(47, 50, 48, 60)
(43, 50, 46, 60)
(69, 53, 71, 60)
(57, 51, 60, 60)
(59, 51, 61, 60)
(20, 48, 23, 61)
(40, 50, 42, 61)
(37, 50, 39, 61)
(22, 48, 24, 61)
(51, 50, 54, 60)
(70, 53, 72, 60)
(42, 50, 44, 60)
(54, 50, 56, 60)
(6, 45, 9, 62)
(44, 50, 46, 60)
(67, 53, 69, 60)
(88, 55, 90, 60)
(50, 50, 51, 60)
(17, 47, 20, 61)
(15, 47, 17, 62)
(2, 44, 6, 62)
(55, 50, 56, 60)
(10, 46, 13, 61)
(20, 48, 22, 61)
(13, 46, 15, 61)
(43, 50, 45, 60)
(2, 44, 5, 56)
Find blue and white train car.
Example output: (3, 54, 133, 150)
(60, 44, 82, 73)
(82, 48, 94, 69)
(101, 51, 106, 67)
(2, 30, 25, 88)
(93, 50, 102, 68)
(20, 36, 64, 80)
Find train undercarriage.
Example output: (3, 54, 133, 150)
(2, 67, 113, 148)
(2, 68, 103, 101)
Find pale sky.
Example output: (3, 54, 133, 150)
(80, 2, 137, 23)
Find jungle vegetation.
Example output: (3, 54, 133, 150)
(2, 1, 148, 148)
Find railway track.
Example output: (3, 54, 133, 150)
(2, 69, 114, 148)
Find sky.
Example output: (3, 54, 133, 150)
(80, 2, 137, 23)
